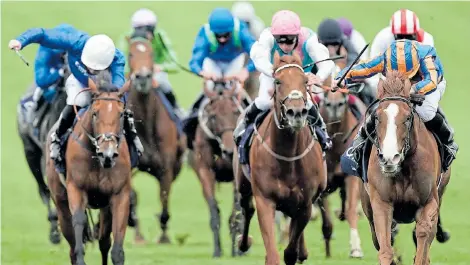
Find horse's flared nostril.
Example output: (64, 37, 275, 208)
(286, 109, 295, 118)
(301, 108, 308, 118)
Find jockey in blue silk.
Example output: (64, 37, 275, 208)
(334, 39, 458, 173)
(189, 7, 256, 96)
(8, 24, 144, 163)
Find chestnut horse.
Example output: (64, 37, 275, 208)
(45, 75, 132, 265)
(234, 52, 327, 265)
(359, 71, 451, 265)
(125, 36, 186, 244)
(186, 78, 247, 257)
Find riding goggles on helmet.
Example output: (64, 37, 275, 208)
(215, 32, 232, 39)
(274, 35, 297, 45)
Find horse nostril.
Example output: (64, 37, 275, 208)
(392, 154, 401, 164)
(113, 152, 119, 158)
(286, 109, 294, 118)
(301, 108, 308, 118)
(378, 153, 384, 161)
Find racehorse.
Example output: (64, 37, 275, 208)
(45, 73, 132, 265)
(358, 70, 451, 265)
(186, 78, 246, 257)
(243, 54, 260, 99)
(125, 35, 186, 244)
(234, 52, 327, 265)
(16, 69, 68, 245)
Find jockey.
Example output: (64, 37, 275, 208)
(8, 24, 144, 163)
(336, 18, 369, 61)
(370, 9, 435, 58)
(119, 8, 185, 118)
(188, 7, 256, 100)
(334, 39, 458, 174)
(231, 1, 266, 40)
(233, 10, 335, 151)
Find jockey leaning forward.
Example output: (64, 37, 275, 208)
(233, 10, 335, 151)
(231, 1, 266, 40)
(119, 8, 185, 118)
(8, 24, 144, 163)
(334, 39, 458, 175)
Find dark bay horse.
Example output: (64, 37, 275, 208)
(46, 76, 132, 265)
(126, 36, 186, 244)
(186, 78, 246, 257)
(234, 52, 327, 265)
(359, 71, 451, 265)
(16, 69, 68, 244)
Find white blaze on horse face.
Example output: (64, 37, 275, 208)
(382, 103, 400, 161)
(107, 102, 113, 113)
(136, 43, 147, 52)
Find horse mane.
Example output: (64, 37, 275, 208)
(272, 51, 303, 72)
(95, 70, 119, 92)
(377, 70, 411, 98)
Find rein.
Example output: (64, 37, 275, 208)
(253, 63, 317, 162)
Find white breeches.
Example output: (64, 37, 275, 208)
(203, 54, 246, 91)
(254, 74, 314, 111)
(65, 74, 91, 107)
(153, 72, 173, 93)
(415, 78, 446, 122)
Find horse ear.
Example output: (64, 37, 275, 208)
(118, 80, 131, 98)
(273, 51, 281, 68)
(88, 78, 98, 94)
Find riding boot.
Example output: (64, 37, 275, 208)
(124, 109, 144, 156)
(308, 106, 332, 151)
(344, 115, 376, 173)
(163, 90, 185, 118)
(424, 109, 458, 172)
(50, 105, 80, 162)
(233, 102, 262, 145)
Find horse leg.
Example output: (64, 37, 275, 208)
(157, 160, 174, 244)
(318, 196, 333, 258)
(237, 177, 255, 253)
(369, 187, 394, 265)
(284, 205, 311, 265)
(229, 184, 243, 257)
(67, 180, 88, 265)
(53, 193, 77, 264)
(345, 176, 363, 258)
(254, 194, 280, 265)
(413, 196, 439, 265)
(335, 184, 347, 221)
(360, 184, 380, 251)
(128, 187, 146, 244)
(98, 206, 112, 265)
(110, 187, 131, 265)
(436, 214, 450, 243)
(197, 165, 222, 257)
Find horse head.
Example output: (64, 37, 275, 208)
(127, 34, 155, 94)
(372, 70, 416, 175)
(272, 51, 309, 131)
(85, 74, 131, 168)
(200, 77, 242, 158)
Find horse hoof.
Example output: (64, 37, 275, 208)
(436, 231, 450, 243)
(349, 249, 363, 259)
(237, 234, 252, 252)
(334, 208, 346, 221)
(157, 235, 171, 244)
(212, 250, 222, 258)
(49, 230, 61, 245)
(134, 235, 147, 245)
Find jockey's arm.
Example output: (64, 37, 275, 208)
(34, 47, 63, 88)
(189, 27, 210, 75)
(156, 30, 179, 74)
(335, 54, 385, 84)
(250, 28, 275, 76)
(306, 40, 335, 83)
(413, 56, 439, 95)
(109, 49, 126, 88)
(15, 27, 84, 57)
(240, 24, 257, 72)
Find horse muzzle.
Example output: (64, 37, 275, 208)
(378, 152, 402, 174)
(97, 147, 119, 169)
(133, 72, 152, 94)
(285, 106, 308, 131)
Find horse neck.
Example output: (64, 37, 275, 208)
(408, 112, 421, 156)
(75, 109, 94, 147)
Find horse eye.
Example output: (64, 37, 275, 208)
(325, 103, 331, 107)
(275, 79, 281, 85)
(338, 102, 345, 107)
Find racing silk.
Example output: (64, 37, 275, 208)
(336, 41, 444, 95)
(189, 18, 256, 74)
(245, 16, 266, 40)
(15, 24, 125, 88)
(250, 27, 333, 82)
(369, 26, 435, 58)
(119, 28, 179, 74)
(34, 46, 65, 88)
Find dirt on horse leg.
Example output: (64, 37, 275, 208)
(413, 198, 439, 265)
(345, 176, 363, 258)
(254, 194, 280, 265)
(157, 165, 173, 244)
(67, 180, 88, 265)
(369, 188, 394, 265)
(284, 206, 311, 265)
(110, 187, 130, 265)
(318, 197, 333, 258)
(98, 207, 112, 265)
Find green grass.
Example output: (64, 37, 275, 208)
(2, 1, 470, 264)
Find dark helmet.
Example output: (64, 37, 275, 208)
(317, 18, 343, 45)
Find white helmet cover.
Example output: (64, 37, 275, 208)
(81, 34, 116, 71)
(131, 8, 158, 28)
(231, 1, 255, 22)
